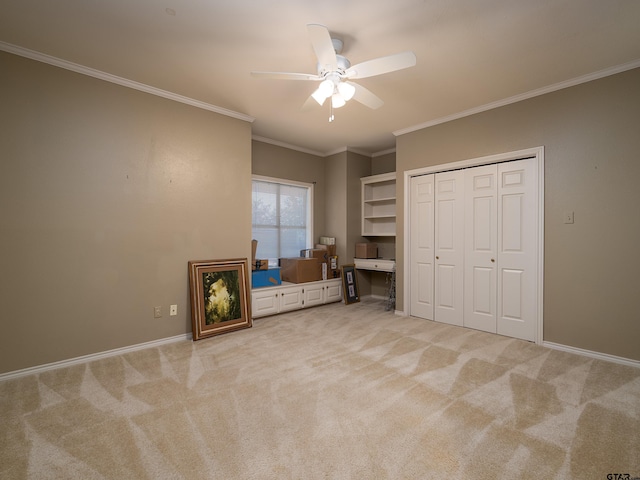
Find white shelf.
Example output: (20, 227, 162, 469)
(364, 196, 396, 204)
(361, 172, 397, 237)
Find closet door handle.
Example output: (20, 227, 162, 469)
(435, 256, 439, 260)
(491, 258, 495, 263)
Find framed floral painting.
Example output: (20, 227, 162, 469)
(188, 258, 252, 340)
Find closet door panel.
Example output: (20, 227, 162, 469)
(464, 165, 498, 333)
(497, 158, 538, 341)
(434, 170, 464, 326)
(410, 175, 434, 319)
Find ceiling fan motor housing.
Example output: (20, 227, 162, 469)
(317, 54, 351, 77)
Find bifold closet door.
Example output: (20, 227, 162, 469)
(434, 170, 465, 326)
(496, 158, 538, 341)
(410, 174, 435, 320)
(462, 159, 538, 340)
(409, 157, 538, 341)
(464, 164, 498, 333)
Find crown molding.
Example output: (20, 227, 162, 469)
(323, 146, 348, 157)
(251, 136, 378, 158)
(251, 136, 325, 157)
(372, 147, 396, 157)
(0, 41, 255, 123)
(394, 58, 640, 137)
(345, 147, 372, 158)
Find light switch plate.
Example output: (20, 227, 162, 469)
(564, 211, 574, 224)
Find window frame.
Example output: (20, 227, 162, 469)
(251, 175, 314, 263)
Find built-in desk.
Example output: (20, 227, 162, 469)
(354, 258, 396, 273)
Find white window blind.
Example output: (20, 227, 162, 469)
(252, 177, 312, 263)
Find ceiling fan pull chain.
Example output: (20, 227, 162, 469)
(329, 100, 334, 122)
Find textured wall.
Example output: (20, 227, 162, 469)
(0, 52, 252, 373)
(396, 67, 640, 360)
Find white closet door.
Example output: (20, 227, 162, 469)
(497, 158, 538, 341)
(434, 170, 465, 326)
(410, 174, 435, 320)
(464, 164, 498, 333)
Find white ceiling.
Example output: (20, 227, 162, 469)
(2, 0, 640, 156)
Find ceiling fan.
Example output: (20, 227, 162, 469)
(251, 24, 416, 121)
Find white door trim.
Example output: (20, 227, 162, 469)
(403, 146, 545, 344)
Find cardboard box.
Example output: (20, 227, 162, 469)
(279, 257, 322, 283)
(319, 236, 335, 245)
(252, 268, 282, 288)
(301, 248, 331, 263)
(315, 243, 337, 257)
(355, 242, 378, 259)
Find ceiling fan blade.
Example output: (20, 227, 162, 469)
(251, 71, 321, 81)
(307, 23, 338, 72)
(345, 51, 416, 79)
(350, 82, 384, 109)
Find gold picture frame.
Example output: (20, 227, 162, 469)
(188, 258, 252, 341)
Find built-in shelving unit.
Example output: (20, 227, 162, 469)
(361, 172, 396, 237)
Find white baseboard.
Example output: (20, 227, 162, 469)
(391, 309, 638, 367)
(543, 341, 640, 368)
(0, 333, 192, 382)
(3, 328, 636, 383)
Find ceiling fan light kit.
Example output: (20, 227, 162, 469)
(251, 24, 416, 122)
(337, 82, 355, 101)
(331, 93, 346, 109)
(318, 77, 335, 98)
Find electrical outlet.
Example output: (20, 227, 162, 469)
(170, 304, 177, 316)
(154, 306, 162, 318)
(564, 211, 574, 224)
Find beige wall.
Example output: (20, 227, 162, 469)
(251, 140, 326, 245)
(346, 152, 373, 295)
(322, 151, 373, 295)
(372, 152, 396, 175)
(396, 67, 640, 361)
(0, 52, 253, 374)
(324, 151, 348, 262)
(346, 151, 372, 263)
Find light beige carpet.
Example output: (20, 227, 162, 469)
(1, 299, 639, 479)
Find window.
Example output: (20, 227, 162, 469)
(252, 176, 313, 264)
